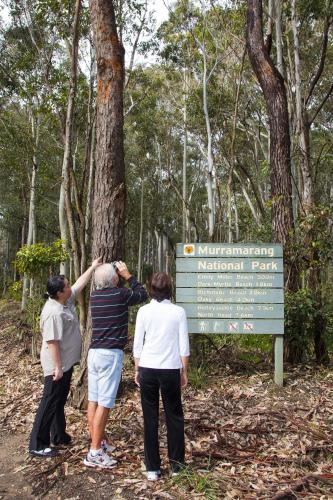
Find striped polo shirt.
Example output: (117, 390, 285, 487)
(90, 276, 148, 350)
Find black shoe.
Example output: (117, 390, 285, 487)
(51, 434, 72, 447)
(30, 447, 58, 458)
(171, 463, 185, 475)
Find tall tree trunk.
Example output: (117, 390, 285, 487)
(21, 112, 39, 312)
(137, 178, 144, 282)
(164, 235, 170, 274)
(291, 0, 313, 214)
(59, 185, 68, 276)
(83, 45, 97, 255)
(61, 0, 82, 283)
(85, 119, 96, 248)
(90, 0, 125, 262)
(233, 169, 261, 224)
(246, 0, 295, 266)
(247, 0, 300, 362)
(59, 0, 88, 332)
(155, 230, 163, 271)
(228, 50, 246, 242)
(182, 68, 189, 243)
(290, 3, 329, 364)
(275, 0, 284, 77)
(81, 45, 96, 205)
(2, 233, 9, 296)
(202, 45, 215, 240)
(72, 0, 126, 408)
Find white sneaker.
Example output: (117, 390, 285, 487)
(101, 439, 116, 454)
(30, 447, 58, 458)
(83, 449, 117, 469)
(146, 470, 161, 481)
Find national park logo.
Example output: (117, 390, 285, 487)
(183, 244, 195, 256)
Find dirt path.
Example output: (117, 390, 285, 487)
(0, 433, 33, 499)
(1, 300, 333, 498)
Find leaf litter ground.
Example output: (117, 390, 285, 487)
(0, 300, 333, 499)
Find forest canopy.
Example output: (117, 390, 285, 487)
(0, 0, 332, 364)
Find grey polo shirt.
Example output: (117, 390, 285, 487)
(40, 287, 82, 377)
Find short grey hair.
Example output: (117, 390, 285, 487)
(94, 263, 118, 290)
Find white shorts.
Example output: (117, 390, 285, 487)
(87, 348, 123, 408)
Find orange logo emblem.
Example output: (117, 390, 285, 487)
(184, 244, 195, 255)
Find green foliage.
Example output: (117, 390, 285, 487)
(321, 280, 333, 350)
(141, 262, 153, 284)
(237, 333, 272, 353)
(171, 465, 218, 499)
(283, 207, 333, 361)
(298, 206, 333, 274)
(298, 0, 332, 20)
(26, 295, 45, 333)
(7, 281, 23, 301)
(0, 0, 332, 367)
(284, 288, 316, 360)
(188, 364, 209, 389)
(14, 240, 69, 278)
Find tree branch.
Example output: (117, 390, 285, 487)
(309, 81, 333, 126)
(125, 0, 148, 89)
(305, 16, 331, 106)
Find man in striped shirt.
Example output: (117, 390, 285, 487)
(84, 261, 147, 469)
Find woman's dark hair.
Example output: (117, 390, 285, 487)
(45, 275, 66, 299)
(149, 272, 172, 302)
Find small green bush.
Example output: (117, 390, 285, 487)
(7, 281, 23, 301)
(14, 239, 69, 277)
(284, 288, 316, 361)
(188, 365, 209, 389)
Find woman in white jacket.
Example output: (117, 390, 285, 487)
(133, 272, 190, 481)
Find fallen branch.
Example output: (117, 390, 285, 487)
(271, 473, 333, 500)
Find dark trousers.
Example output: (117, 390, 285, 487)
(29, 367, 73, 451)
(139, 367, 185, 472)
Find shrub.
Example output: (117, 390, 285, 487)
(14, 239, 69, 278)
(7, 281, 23, 301)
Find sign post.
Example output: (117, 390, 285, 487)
(176, 243, 284, 386)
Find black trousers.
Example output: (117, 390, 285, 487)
(139, 367, 185, 472)
(29, 367, 73, 451)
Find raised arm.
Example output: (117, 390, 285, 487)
(116, 261, 148, 305)
(124, 276, 148, 305)
(72, 257, 102, 294)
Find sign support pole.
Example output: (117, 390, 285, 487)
(274, 335, 284, 386)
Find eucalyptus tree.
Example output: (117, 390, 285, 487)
(0, 0, 63, 308)
(286, 0, 333, 363)
(158, 0, 228, 241)
(59, 0, 82, 279)
(158, 0, 269, 243)
(260, 0, 333, 363)
(124, 66, 183, 272)
(246, 0, 301, 363)
(0, 104, 66, 292)
(70, 0, 126, 407)
(246, 0, 333, 363)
